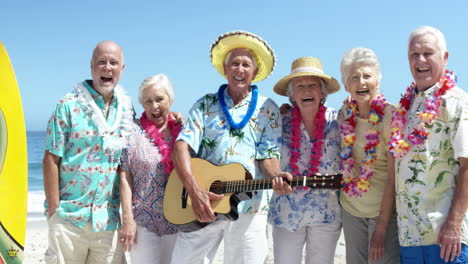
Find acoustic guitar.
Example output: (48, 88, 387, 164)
(163, 158, 342, 232)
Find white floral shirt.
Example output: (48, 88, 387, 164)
(395, 85, 468, 246)
(268, 107, 342, 232)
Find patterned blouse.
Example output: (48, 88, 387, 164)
(395, 85, 468, 246)
(120, 121, 178, 236)
(45, 80, 132, 232)
(177, 86, 282, 214)
(268, 107, 342, 232)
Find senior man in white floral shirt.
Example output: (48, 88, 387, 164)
(389, 26, 468, 263)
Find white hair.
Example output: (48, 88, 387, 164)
(138, 74, 174, 105)
(408, 25, 447, 56)
(340, 47, 382, 87)
(286, 77, 328, 104)
(224, 48, 258, 70)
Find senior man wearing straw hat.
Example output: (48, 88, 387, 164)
(268, 57, 342, 264)
(170, 31, 291, 264)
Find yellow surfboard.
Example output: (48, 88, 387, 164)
(0, 42, 28, 264)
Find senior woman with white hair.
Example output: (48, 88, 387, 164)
(268, 57, 343, 264)
(339, 47, 400, 263)
(118, 74, 182, 263)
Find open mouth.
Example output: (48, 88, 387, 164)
(417, 67, 430, 73)
(151, 112, 162, 119)
(233, 76, 245, 81)
(356, 90, 369, 95)
(301, 97, 315, 102)
(101, 76, 113, 83)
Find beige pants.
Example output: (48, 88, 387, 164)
(44, 213, 125, 264)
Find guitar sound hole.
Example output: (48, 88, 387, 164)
(209, 180, 224, 194)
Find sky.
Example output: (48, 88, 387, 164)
(2, 0, 467, 131)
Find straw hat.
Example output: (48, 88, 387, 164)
(210, 31, 276, 83)
(273, 57, 340, 96)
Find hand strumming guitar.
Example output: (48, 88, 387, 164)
(188, 186, 223, 223)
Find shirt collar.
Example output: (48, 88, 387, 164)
(223, 85, 255, 107)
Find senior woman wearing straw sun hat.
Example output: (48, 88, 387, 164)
(338, 47, 400, 263)
(268, 57, 342, 264)
(170, 31, 289, 264)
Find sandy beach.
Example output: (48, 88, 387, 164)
(25, 191, 346, 263)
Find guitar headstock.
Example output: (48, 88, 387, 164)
(302, 173, 343, 189)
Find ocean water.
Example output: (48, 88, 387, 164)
(27, 131, 46, 191)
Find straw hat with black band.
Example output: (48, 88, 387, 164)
(273, 57, 340, 96)
(210, 31, 276, 83)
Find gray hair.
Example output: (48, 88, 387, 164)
(138, 74, 174, 106)
(408, 25, 447, 56)
(286, 77, 328, 104)
(224, 48, 258, 70)
(340, 47, 382, 87)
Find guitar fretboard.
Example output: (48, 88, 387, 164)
(209, 174, 342, 194)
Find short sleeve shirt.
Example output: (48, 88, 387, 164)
(177, 87, 282, 214)
(395, 85, 468, 246)
(339, 103, 395, 218)
(267, 108, 342, 232)
(120, 122, 178, 236)
(45, 80, 129, 232)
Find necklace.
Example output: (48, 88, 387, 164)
(139, 113, 182, 174)
(75, 81, 133, 150)
(218, 84, 258, 130)
(340, 95, 386, 197)
(388, 70, 456, 158)
(289, 104, 326, 182)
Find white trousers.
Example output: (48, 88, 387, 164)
(129, 225, 177, 264)
(272, 221, 342, 264)
(170, 214, 268, 264)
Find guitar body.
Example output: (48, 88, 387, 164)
(163, 158, 247, 229)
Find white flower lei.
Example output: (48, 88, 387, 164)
(74, 81, 134, 151)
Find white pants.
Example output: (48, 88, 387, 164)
(272, 222, 342, 264)
(44, 213, 124, 264)
(170, 214, 268, 264)
(129, 225, 177, 264)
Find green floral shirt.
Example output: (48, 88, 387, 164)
(395, 85, 468, 246)
(45, 81, 133, 231)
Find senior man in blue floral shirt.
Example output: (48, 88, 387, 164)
(42, 41, 133, 264)
(170, 31, 291, 264)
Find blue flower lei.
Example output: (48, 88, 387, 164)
(217, 84, 258, 130)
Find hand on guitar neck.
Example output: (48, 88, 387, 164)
(272, 172, 294, 195)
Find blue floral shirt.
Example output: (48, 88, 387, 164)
(177, 86, 282, 214)
(268, 107, 342, 232)
(45, 80, 132, 232)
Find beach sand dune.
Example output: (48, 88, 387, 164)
(25, 192, 346, 263)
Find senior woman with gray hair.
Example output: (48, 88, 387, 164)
(268, 57, 343, 264)
(338, 47, 400, 263)
(118, 74, 182, 263)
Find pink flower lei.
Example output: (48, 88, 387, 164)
(289, 103, 326, 187)
(340, 95, 386, 197)
(388, 70, 456, 158)
(140, 113, 182, 174)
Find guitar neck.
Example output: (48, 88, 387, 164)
(210, 175, 342, 194)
